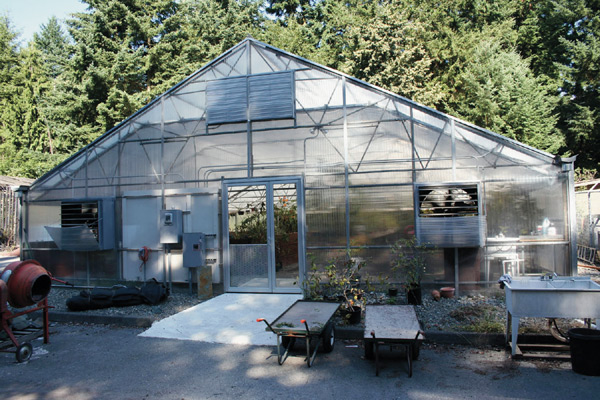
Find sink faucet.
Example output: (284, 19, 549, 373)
(541, 272, 558, 281)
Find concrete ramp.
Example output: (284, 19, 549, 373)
(139, 293, 302, 346)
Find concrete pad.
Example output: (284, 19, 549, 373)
(139, 293, 302, 346)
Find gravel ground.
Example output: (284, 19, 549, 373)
(43, 266, 600, 334)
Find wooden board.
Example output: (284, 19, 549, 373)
(364, 305, 421, 341)
(271, 301, 340, 335)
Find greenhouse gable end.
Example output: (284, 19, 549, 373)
(21, 38, 576, 293)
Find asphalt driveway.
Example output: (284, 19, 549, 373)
(0, 323, 597, 399)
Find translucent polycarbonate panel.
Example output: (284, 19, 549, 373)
(413, 124, 453, 169)
(303, 248, 346, 286)
(452, 167, 484, 182)
(195, 132, 248, 181)
(434, 248, 483, 287)
(162, 120, 203, 138)
(27, 201, 60, 244)
(87, 145, 120, 182)
(485, 176, 568, 240)
(165, 93, 206, 123)
(348, 170, 412, 186)
(250, 118, 296, 131)
(415, 169, 455, 183)
(133, 101, 162, 126)
(295, 70, 343, 110)
(303, 128, 345, 178)
(117, 140, 161, 188)
(251, 129, 311, 178)
(391, 98, 412, 120)
(305, 188, 346, 247)
(295, 107, 346, 129)
(176, 79, 208, 96)
(520, 243, 569, 276)
(412, 107, 447, 131)
(349, 186, 414, 246)
(345, 80, 388, 108)
(213, 47, 247, 78)
(162, 138, 197, 183)
(250, 44, 292, 74)
(483, 165, 553, 181)
(347, 122, 413, 175)
(131, 121, 163, 140)
(455, 123, 549, 167)
(345, 103, 390, 125)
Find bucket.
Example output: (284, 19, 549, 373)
(568, 328, 600, 376)
(0, 260, 52, 308)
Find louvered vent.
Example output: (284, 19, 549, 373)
(206, 71, 295, 125)
(45, 199, 115, 251)
(416, 184, 485, 247)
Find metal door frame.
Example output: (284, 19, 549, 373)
(222, 176, 305, 293)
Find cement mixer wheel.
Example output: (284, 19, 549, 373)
(16, 342, 32, 363)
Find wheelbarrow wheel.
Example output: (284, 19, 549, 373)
(16, 342, 33, 363)
(321, 323, 335, 353)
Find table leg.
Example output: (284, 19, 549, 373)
(511, 316, 520, 356)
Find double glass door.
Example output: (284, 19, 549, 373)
(224, 178, 304, 293)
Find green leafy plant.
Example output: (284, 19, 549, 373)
(301, 250, 366, 311)
(390, 237, 433, 288)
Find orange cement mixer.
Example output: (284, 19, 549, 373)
(0, 260, 54, 362)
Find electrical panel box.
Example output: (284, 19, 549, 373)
(160, 209, 182, 244)
(183, 232, 206, 268)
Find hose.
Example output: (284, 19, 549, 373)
(548, 318, 569, 343)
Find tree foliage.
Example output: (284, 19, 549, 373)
(0, 0, 598, 178)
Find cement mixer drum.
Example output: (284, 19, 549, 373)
(0, 260, 52, 308)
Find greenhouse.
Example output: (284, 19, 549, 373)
(19, 38, 577, 294)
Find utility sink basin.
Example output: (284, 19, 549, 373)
(503, 276, 600, 356)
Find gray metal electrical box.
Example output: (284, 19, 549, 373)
(183, 232, 206, 268)
(160, 209, 182, 244)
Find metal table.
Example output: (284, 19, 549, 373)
(257, 300, 340, 367)
(363, 305, 424, 377)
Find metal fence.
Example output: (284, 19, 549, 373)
(0, 186, 19, 249)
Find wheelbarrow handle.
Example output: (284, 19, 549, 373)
(300, 319, 310, 333)
(256, 318, 275, 332)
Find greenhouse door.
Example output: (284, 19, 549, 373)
(224, 178, 304, 293)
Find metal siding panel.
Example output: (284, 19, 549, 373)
(206, 77, 247, 125)
(418, 216, 486, 247)
(248, 72, 294, 121)
(206, 72, 294, 125)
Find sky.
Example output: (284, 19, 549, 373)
(0, 0, 88, 44)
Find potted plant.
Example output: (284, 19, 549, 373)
(325, 253, 365, 324)
(391, 237, 432, 305)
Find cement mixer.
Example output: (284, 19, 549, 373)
(0, 260, 55, 362)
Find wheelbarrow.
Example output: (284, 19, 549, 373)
(363, 305, 425, 377)
(257, 300, 340, 367)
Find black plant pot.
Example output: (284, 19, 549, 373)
(406, 286, 422, 305)
(388, 287, 399, 297)
(342, 306, 362, 324)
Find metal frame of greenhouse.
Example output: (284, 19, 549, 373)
(19, 38, 577, 294)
